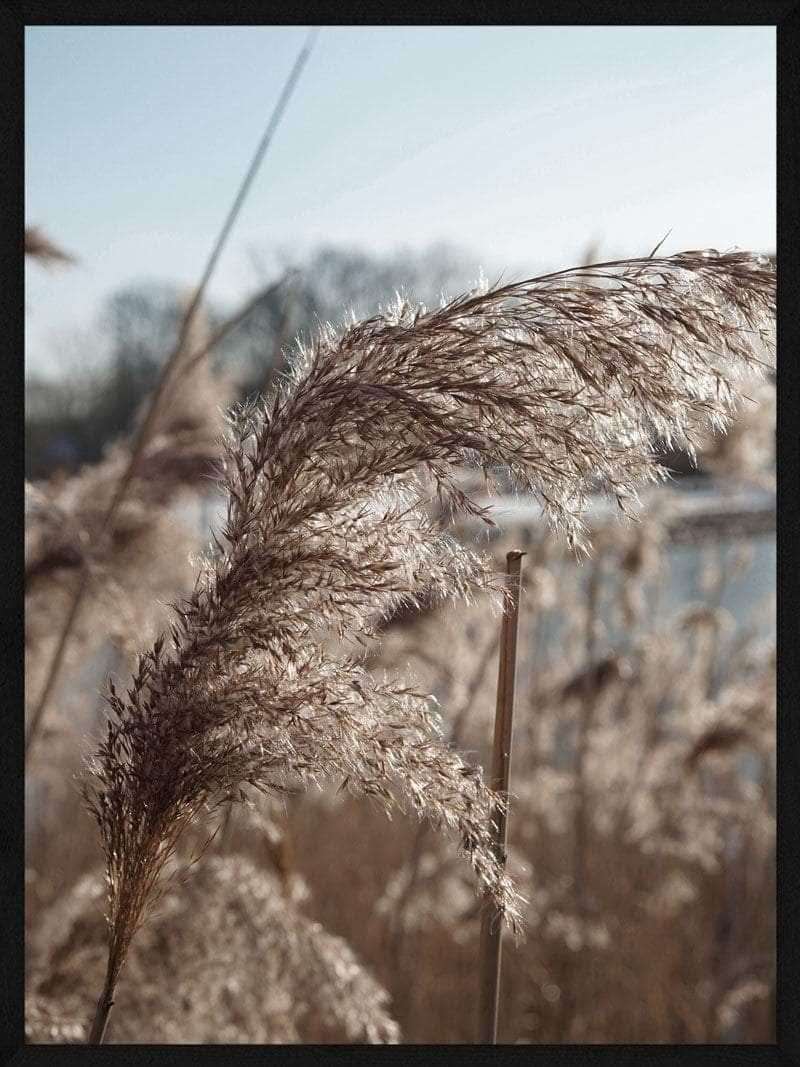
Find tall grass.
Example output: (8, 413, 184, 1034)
(73, 250, 774, 1041)
(27, 503, 774, 1042)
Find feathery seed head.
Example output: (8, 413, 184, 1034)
(83, 249, 774, 977)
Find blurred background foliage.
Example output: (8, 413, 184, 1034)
(25, 243, 477, 481)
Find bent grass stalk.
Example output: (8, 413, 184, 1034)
(81, 249, 774, 1043)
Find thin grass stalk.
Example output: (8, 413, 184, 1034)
(25, 32, 317, 766)
(175, 274, 293, 387)
(263, 269, 302, 392)
(477, 550, 525, 1043)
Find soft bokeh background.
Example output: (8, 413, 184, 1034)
(25, 25, 775, 1045)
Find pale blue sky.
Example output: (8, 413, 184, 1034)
(25, 25, 775, 376)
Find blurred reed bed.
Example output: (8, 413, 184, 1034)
(347, 515, 774, 1042)
(24, 249, 775, 1043)
(25, 301, 230, 679)
(27, 855, 399, 1044)
(24, 298, 244, 927)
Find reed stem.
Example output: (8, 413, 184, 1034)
(87, 974, 116, 1045)
(477, 549, 525, 1043)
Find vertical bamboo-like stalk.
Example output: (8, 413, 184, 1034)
(477, 549, 525, 1044)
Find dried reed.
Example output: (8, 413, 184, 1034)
(81, 249, 774, 1042)
(477, 549, 525, 1042)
